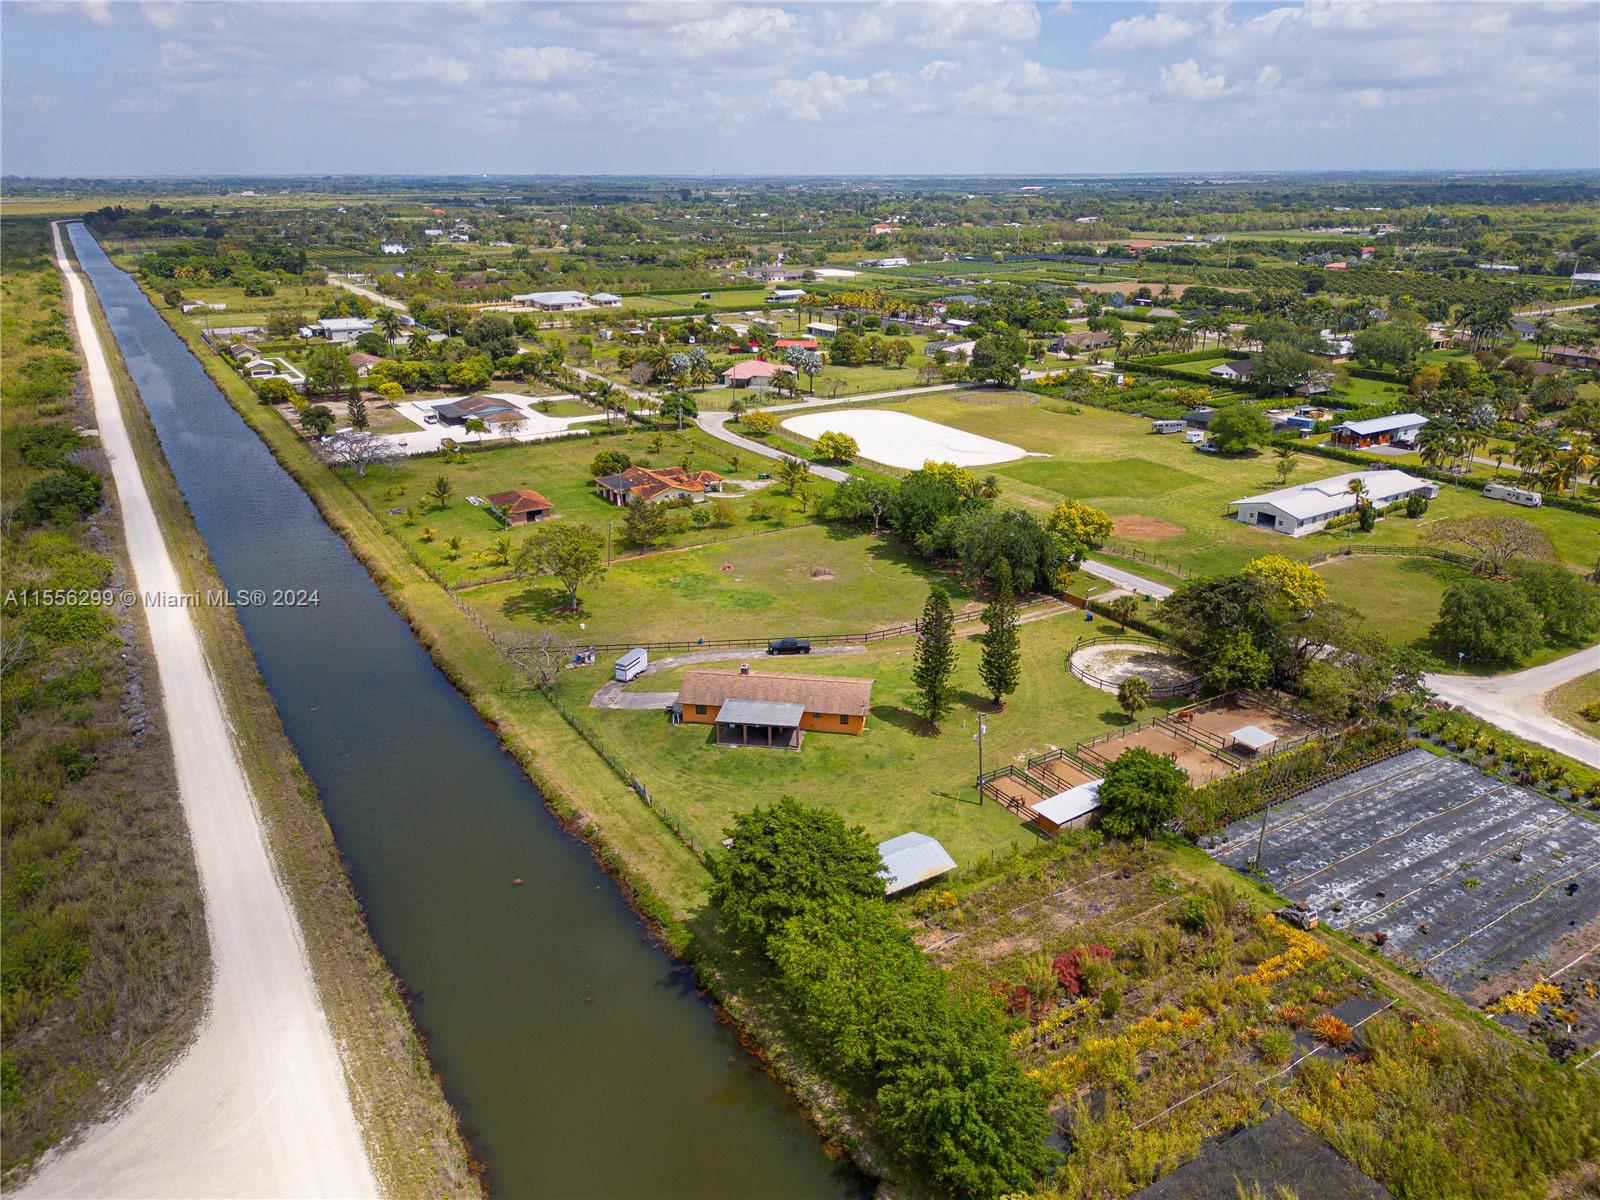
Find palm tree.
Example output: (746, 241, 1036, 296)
(1346, 477, 1369, 507)
(777, 456, 812, 496)
(375, 307, 404, 341)
(591, 379, 619, 425)
(429, 476, 452, 510)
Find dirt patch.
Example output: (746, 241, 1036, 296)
(1071, 643, 1198, 694)
(1112, 514, 1184, 542)
(809, 567, 835, 581)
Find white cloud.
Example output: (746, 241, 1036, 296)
(1158, 58, 1230, 102)
(757, 69, 870, 123)
(494, 45, 599, 82)
(1098, 11, 1202, 53)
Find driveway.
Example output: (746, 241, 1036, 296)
(376, 392, 606, 455)
(1080, 559, 1175, 599)
(35, 223, 377, 1198)
(589, 645, 867, 709)
(330, 274, 408, 311)
(1426, 646, 1600, 766)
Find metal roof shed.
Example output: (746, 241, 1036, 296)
(878, 832, 957, 895)
(1230, 725, 1278, 753)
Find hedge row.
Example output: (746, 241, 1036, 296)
(1291, 439, 1600, 518)
(1129, 348, 1232, 366)
(1116, 360, 1255, 392)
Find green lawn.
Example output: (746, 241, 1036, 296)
(465, 522, 973, 645)
(340, 424, 825, 584)
(1316, 554, 1470, 649)
(852, 391, 1598, 574)
(1546, 672, 1600, 738)
(552, 613, 1164, 866)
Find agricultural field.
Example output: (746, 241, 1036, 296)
(551, 612, 1173, 865)
(1210, 750, 1600, 1053)
(338, 423, 820, 584)
(841, 390, 1598, 574)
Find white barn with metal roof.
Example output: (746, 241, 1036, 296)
(1229, 470, 1436, 537)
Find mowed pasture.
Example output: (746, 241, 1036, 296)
(1211, 750, 1600, 1032)
(856, 391, 1597, 575)
(470, 522, 973, 646)
(554, 613, 1173, 865)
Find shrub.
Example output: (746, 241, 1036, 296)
(740, 410, 776, 435)
(591, 449, 631, 478)
(1258, 1027, 1295, 1065)
(1310, 1014, 1354, 1047)
(16, 468, 103, 526)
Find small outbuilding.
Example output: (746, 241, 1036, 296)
(486, 489, 553, 525)
(1032, 779, 1102, 836)
(1329, 412, 1428, 449)
(877, 833, 957, 896)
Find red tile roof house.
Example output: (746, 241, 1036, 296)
(593, 465, 727, 506)
(720, 359, 795, 388)
(486, 489, 553, 526)
(347, 352, 385, 378)
(773, 338, 820, 351)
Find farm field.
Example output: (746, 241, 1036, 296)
(469, 521, 974, 645)
(553, 613, 1167, 864)
(1211, 750, 1600, 1048)
(906, 837, 1388, 1197)
(838, 390, 1599, 574)
(339, 423, 820, 584)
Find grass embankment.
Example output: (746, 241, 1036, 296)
(0, 221, 208, 1181)
(81, 238, 479, 1197)
(1546, 672, 1600, 739)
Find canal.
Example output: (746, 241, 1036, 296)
(67, 223, 865, 1199)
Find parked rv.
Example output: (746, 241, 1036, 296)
(1151, 419, 1186, 434)
(1483, 482, 1543, 507)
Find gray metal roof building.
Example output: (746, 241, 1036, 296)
(877, 832, 956, 895)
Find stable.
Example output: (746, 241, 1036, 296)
(676, 668, 873, 749)
(1329, 412, 1427, 449)
(1032, 779, 1102, 836)
(1229, 470, 1437, 537)
(513, 290, 591, 311)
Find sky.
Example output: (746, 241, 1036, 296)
(3, 0, 1598, 177)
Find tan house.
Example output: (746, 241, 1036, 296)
(347, 352, 385, 377)
(676, 669, 872, 749)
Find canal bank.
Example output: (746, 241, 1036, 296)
(68, 226, 873, 1197)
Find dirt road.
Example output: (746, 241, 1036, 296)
(1426, 645, 1600, 766)
(26, 223, 379, 1199)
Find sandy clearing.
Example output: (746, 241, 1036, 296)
(27, 223, 379, 1199)
(781, 408, 1032, 469)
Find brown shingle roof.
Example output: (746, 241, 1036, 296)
(678, 669, 873, 717)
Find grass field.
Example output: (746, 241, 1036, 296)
(467, 522, 973, 644)
(1546, 671, 1600, 738)
(1316, 553, 1469, 650)
(553, 613, 1165, 864)
(844, 390, 1599, 574)
(341, 424, 825, 584)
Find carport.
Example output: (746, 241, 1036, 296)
(1230, 724, 1278, 755)
(716, 699, 804, 749)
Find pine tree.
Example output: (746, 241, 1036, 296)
(912, 585, 958, 731)
(978, 559, 1021, 708)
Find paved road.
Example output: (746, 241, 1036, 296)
(1080, 559, 1175, 599)
(697, 411, 850, 481)
(29, 224, 378, 1199)
(330, 274, 408, 311)
(589, 645, 867, 709)
(1426, 645, 1600, 766)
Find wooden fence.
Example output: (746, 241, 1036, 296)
(1067, 633, 1200, 699)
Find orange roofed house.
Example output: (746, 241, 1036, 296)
(486, 488, 553, 526)
(593, 464, 726, 506)
(676, 669, 872, 749)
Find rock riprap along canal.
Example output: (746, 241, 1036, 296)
(67, 223, 866, 1198)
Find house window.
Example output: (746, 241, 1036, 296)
(839, 714, 849, 726)
(695, 704, 707, 715)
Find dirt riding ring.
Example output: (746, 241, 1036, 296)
(1069, 637, 1199, 699)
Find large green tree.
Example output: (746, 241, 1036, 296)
(978, 559, 1021, 707)
(1096, 747, 1190, 839)
(912, 585, 958, 730)
(1207, 405, 1272, 454)
(1432, 579, 1544, 666)
(709, 799, 883, 949)
(515, 522, 606, 611)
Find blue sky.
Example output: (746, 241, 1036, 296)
(4, 1, 1597, 176)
